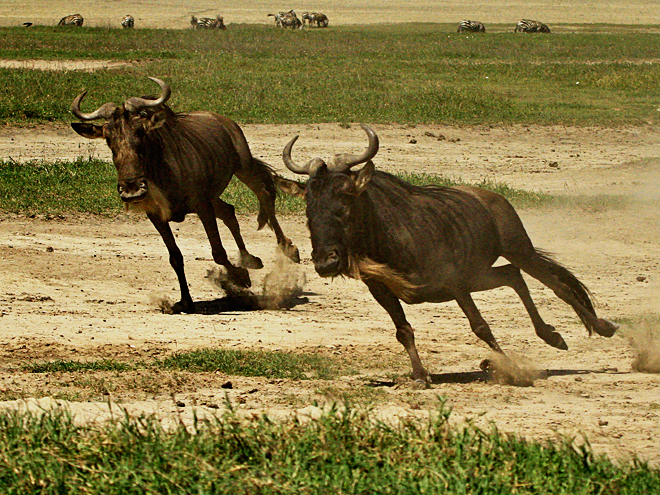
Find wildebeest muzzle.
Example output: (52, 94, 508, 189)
(312, 246, 346, 278)
(118, 178, 148, 203)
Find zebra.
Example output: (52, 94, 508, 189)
(191, 15, 226, 30)
(268, 10, 302, 30)
(302, 12, 329, 28)
(457, 20, 485, 33)
(514, 19, 551, 33)
(121, 15, 135, 29)
(58, 14, 84, 27)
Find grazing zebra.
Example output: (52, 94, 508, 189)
(302, 12, 329, 28)
(58, 14, 84, 27)
(191, 15, 226, 30)
(268, 10, 302, 30)
(514, 19, 551, 33)
(121, 15, 135, 29)
(457, 20, 485, 33)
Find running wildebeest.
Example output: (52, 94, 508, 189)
(70, 77, 299, 313)
(277, 124, 617, 385)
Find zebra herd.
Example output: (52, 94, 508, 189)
(51, 11, 329, 30)
(51, 13, 547, 33)
(267, 10, 329, 29)
(458, 19, 551, 33)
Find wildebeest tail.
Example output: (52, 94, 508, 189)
(534, 249, 597, 334)
(251, 158, 278, 230)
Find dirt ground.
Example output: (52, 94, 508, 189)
(1, 0, 660, 467)
(1, 122, 660, 466)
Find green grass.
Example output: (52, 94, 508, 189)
(154, 348, 338, 380)
(2, 24, 660, 125)
(0, 158, 555, 216)
(24, 348, 340, 381)
(0, 404, 657, 494)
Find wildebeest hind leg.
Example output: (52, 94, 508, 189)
(212, 198, 263, 269)
(472, 265, 568, 350)
(234, 168, 300, 263)
(197, 205, 251, 288)
(365, 280, 429, 384)
(148, 214, 195, 314)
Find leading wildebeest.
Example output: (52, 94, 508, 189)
(70, 77, 299, 313)
(278, 125, 617, 385)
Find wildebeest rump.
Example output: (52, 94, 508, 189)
(70, 77, 299, 313)
(278, 124, 617, 384)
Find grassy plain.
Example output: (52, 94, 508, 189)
(2, 24, 660, 125)
(1, 23, 660, 491)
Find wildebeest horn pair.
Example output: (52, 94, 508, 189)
(70, 76, 171, 120)
(282, 123, 379, 174)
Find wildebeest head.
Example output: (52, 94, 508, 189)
(70, 77, 172, 205)
(281, 124, 379, 277)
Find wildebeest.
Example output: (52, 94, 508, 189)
(70, 77, 299, 313)
(58, 14, 84, 27)
(458, 20, 485, 33)
(121, 15, 135, 29)
(515, 19, 551, 33)
(277, 125, 617, 385)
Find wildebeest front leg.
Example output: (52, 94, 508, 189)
(453, 291, 504, 354)
(148, 214, 194, 314)
(364, 279, 429, 384)
(212, 198, 263, 270)
(196, 204, 251, 288)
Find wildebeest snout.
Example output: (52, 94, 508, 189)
(118, 178, 148, 202)
(313, 248, 343, 277)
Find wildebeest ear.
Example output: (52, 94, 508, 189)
(353, 160, 374, 195)
(70, 122, 104, 139)
(143, 110, 168, 133)
(274, 175, 307, 199)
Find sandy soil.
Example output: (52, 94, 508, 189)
(1, 0, 660, 468)
(1, 0, 660, 29)
(1, 122, 660, 467)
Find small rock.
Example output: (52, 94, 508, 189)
(636, 275, 647, 282)
(46, 246, 54, 253)
(176, 401, 185, 407)
(409, 138, 417, 144)
(598, 419, 608, 426)
(221, 381, 233, 389)
(548, 161, 559, 168)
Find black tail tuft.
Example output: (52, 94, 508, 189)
(535, 249, 597, 334)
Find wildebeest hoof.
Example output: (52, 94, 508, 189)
(240, 252, 263, 270)
(540, 330, 568, 350)
(171, 300, 195, 314)
(281, 242, 301, 264)
(594, 318, 618, 338)
(228, 266, 251, 288)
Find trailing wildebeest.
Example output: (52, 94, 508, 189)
(70, 77, 299, 313)
(278, 125, 617, 385)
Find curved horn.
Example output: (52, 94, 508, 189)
(283, 135, 327, 175)
(123, 77, 172, 112)
(71, 90, 118, 121)
(328, 124, 379, 171)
